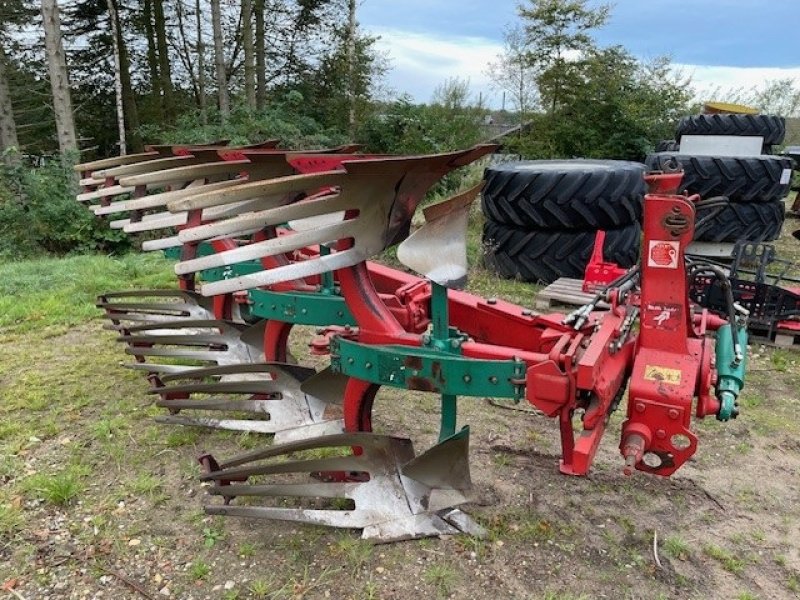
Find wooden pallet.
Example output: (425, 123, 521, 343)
(534, 277, 609, 311)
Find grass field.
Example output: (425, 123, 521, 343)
(1, 202, 799, 600)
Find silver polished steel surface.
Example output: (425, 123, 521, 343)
(396, 182, 483, 289)
(150, 362, 343, 440)
(168, 146, 496, 297)
(199, 429, 478, 542)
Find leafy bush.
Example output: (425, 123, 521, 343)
(504, 48, 692, 161)
(0, 153, 129, 258)
(357, 81, 489, 195)
(138, 92, 349, 150)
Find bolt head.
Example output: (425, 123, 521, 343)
(635, 402, 646, 413)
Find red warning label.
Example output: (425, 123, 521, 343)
(648, 241, 679, 269)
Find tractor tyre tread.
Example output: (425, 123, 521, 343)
(694, 200, 785, 243)
(644, 152, 794, 203)
(482, 220, 640, 284)
(675, 114, 786, 145)
(481, 159, 646, 230)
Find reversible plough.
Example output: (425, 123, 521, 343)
(75, 143, 749, 541)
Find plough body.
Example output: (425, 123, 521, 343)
(75, 143, 749, 541)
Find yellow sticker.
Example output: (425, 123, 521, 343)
(644, 365, 682, 385)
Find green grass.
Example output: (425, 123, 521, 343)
(704, 543, 746, 574)
(125, 473, 163, 497)
(663, 535, 691, 560)
(21, 467, 86, 506)
(165, 428, 201, 448)
(0, 253, 174, 332)
(189, 560, 211, 580)
(248, 578, 273, 598)
(0, 500, 24, 537)
(331, 534, 373, 573)
(423, 563, 458, 597)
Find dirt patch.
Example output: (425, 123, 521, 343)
(2, 251, 800, 600)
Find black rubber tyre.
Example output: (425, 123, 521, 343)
(655, 140, 679, 152)
(481, 159, 646, 230)
(675, 114, 786, 145)
(694, 200, 785, 242)
(482, 220, 640, 284)
(644, 153, 794, 203)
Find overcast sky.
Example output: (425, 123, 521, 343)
(357, 0, 800, 107)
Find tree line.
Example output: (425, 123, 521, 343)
(4, 0, 798, 258)
(0, 0, 383, 157)
(1, 0, 798, 165)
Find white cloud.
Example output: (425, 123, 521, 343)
(371, 28, 503, 104)
(675, 64, 800, 98)
(369, 27, 800, 108)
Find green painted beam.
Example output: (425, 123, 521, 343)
(331, 337, 525, 400)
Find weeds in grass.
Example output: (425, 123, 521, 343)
(22, 468, 85, 505)
(738, 392, 764, 410)
(238, 542, 257, 558)
(423, 563, 457, 597)
(456, 534, 488, 559)
(517, 518, 557, 542)
(770, 350, 794, 373)
(331, 534, 373, 573)
(0, 502, 23, 536)
(234, 431, 261, 450)
(486, 507, 568, 544)
(189, 561, 211, 580)
(0, 454, 20, 482)
(202, 525, 225, 548)
(248, 578, 273, 598)
(166, 428, 200, 447)
(663, 535, 691, 560)
(125, 473, 162, 496)
(704, 543, 745, 574)
(492, 451, 513, 468)
(361, 579, 380, 600)
(91, 416, 129, 441)
(269, 566, 339, 600)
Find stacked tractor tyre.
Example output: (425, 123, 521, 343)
(647, 114, 793, 244)
(481, 160, 646, 283)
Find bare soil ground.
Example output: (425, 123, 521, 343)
(2, 206, 800, 600)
